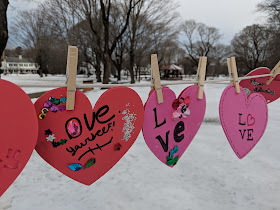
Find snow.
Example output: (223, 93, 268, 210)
(0, 75, 280, 210)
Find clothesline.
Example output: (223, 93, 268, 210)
(14, 73, 274, 88)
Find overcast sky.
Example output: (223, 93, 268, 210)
(7, 0, 267, 47)
(177, 0, 266, 43)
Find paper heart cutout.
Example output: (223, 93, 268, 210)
(142, 85, 206, 167)
(240, 67, 280, 103)
(0, 80, 38, 197)
(219, 85, 268, 159)
(34, 87, 144, 185)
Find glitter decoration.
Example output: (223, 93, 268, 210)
(114, 143, 122, 151)
(172, 96, 191, 121)
(121, 104, 137, 141)
(54, 99, 60, 105)
(50, 105, 59, 112)
(45, 129, 52, 135)
(46, 134, 56, 142)
(49, 97, 56, 103)
(39, 113, 46, 120)
(68, 164, 82, 171)
(84, 159, 96, 169)
(44, 101, 52, 108)
(60, 97, 67, 103)
(42, 108, 49, 114)
(59, 105, 66, 112)
(67, 119, 81, 138)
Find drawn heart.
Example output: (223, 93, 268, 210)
(219, 85, 268, 159)
(34, 87, 144, 185)
(0, 80, 38, 197)
(247, 114, 255, 126)
(142, 85, 206, 167)
(239, 67, 280, 103)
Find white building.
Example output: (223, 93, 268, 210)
(1, 55, 39, 74)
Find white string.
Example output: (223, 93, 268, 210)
(14, 73, 275, 88)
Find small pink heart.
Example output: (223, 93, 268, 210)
(142, 85, 206, 167)
(219, 85, 268, 159)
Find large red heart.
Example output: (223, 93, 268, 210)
(34, 87, 144, 185)
(142, 85, 206, 167)
(0, 79, 38, 197)
(240, 67, 280, 103)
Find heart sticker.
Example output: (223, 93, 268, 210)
(142, 85, 206, 167)
(239, 67, 280, 103)
(219, 85, 268, 159)
(34, 87, 144, 185)
(0, 80, 38, 197)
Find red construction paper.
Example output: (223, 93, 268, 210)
(239, 67, 280, 103)
(34, 87, 144, 185)
(0, 79, 38, 197)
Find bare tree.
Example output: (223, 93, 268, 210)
(231, 24, 272, 74)
(125, 0, 179, 83)
(207, 44, 231, 76)
(65, 0, 141, 84)
(181, 19, 222, 66)
(257, 0, 280, 26)
(257, 0, 280, 68)
(0, 0, 9, 58)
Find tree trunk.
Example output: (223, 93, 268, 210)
(103, 53, 110, 84)
(95, 51, 102, 82)
(117, 66, 121, 81)
(138, 67, 141, 82)
(0, 0, 9, 58)
(129, 50, 135, 84)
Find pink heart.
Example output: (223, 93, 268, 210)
(142, 85, 206, 167)
(219, 85, 268, 159)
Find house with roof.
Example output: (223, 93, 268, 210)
(160, 64, 184, 79)
(1, 54, 39, 74)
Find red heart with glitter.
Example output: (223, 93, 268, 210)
(34, 87, 144, 185)
(0, 80, 38, 197)
(240, 67, 280, 103)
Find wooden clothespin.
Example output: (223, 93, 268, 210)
(227, 58, 233, 85)
(266, 60, 280, 85)
(66, 46, 79, 110)
(195, 57, 202, 86)
(151, 54, 163, 104)
(196, 56, 207, 99)
(227, 57, 240, 93)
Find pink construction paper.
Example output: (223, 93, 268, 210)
(142, 85, 206, 167)
(219, 85, 268, 159)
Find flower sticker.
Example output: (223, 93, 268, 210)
(172, 96, 191, 121)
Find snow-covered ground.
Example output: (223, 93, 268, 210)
(0, 75, 280, 210)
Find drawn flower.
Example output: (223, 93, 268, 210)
(46, 134, 56, 142)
